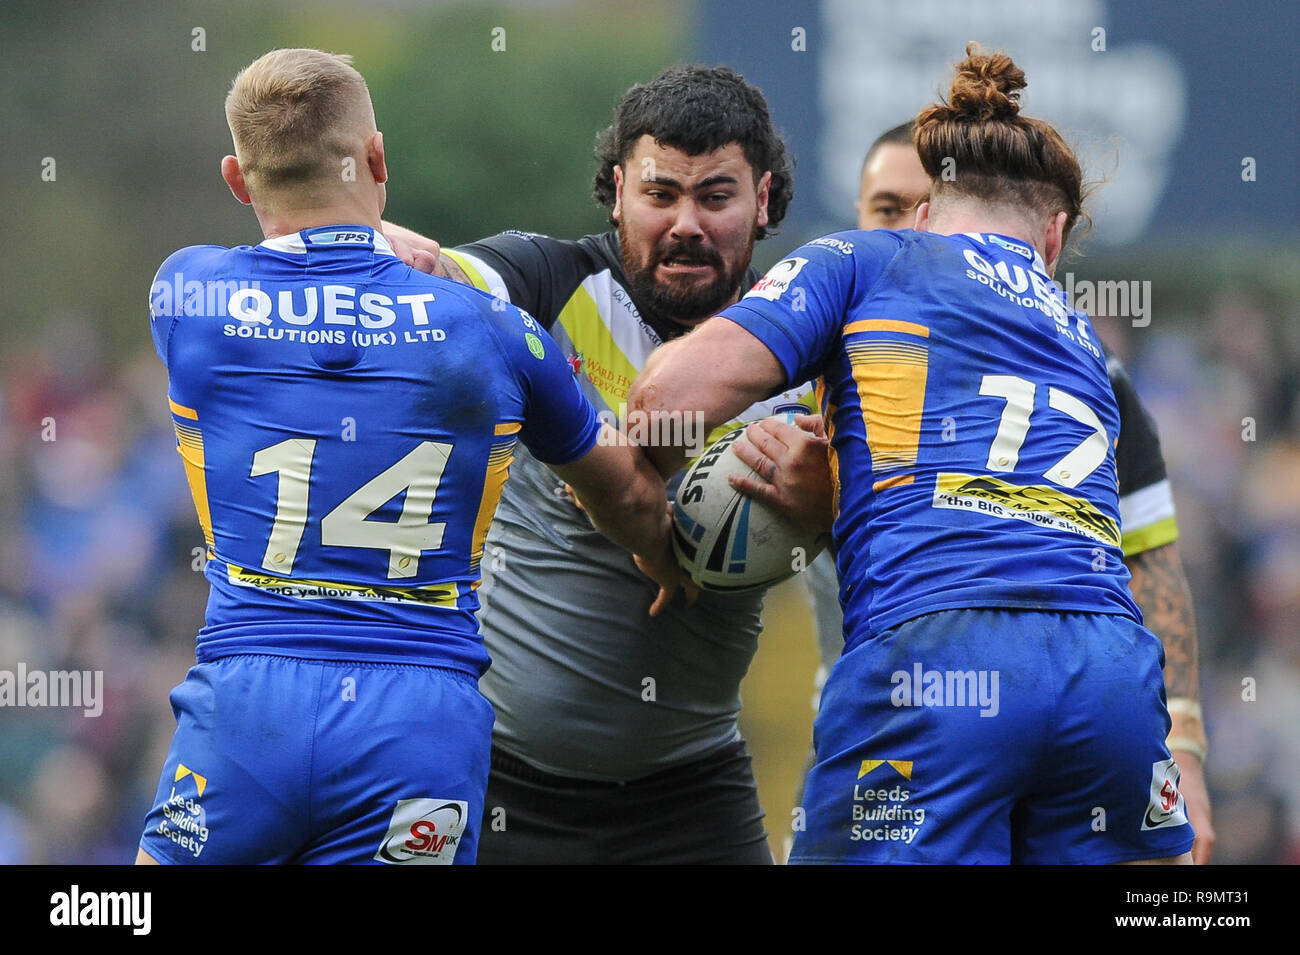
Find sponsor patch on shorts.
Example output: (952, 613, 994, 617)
(1140, 758, 1189, 831)
(374, 798, 469, 864)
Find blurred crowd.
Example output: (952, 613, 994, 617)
(1099, 290, 1300, 864)
(0, 325, 206, 864)
(0, 285, 1296, 864)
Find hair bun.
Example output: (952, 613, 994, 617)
(911, 43, 1087, 242)
(945, 41, 1025, 122)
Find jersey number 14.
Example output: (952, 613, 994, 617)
(250, 439, 451, 579)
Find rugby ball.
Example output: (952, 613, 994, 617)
(672, 417, 828, 593)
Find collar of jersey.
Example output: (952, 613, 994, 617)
(961, 231, 1048, 275)
(258, 226, 397, 257)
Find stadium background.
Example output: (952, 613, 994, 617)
(0, 0, 1295, 864)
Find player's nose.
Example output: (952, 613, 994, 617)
(669, 199, 705, 241)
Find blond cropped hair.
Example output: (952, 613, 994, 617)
(224, 49, 375, 194)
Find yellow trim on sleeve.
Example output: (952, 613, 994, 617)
(442, 250, 491, 292)
(1121, 515, 1179, 558)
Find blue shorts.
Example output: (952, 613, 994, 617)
(139, 653, 494, 865)
(790, 609, 1195, 864)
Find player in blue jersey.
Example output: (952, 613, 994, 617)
(744, 118, 1214, 863)
(631, 44, 1195, 863)
(135, 49, 674, 865)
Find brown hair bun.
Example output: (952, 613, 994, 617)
(948, 42, 1025, 122)
(918, 42, 1025, 128)
(913, 42, 1088, 243)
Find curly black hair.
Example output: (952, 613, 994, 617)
(592, 65, 793, 240)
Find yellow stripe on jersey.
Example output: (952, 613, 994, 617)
(169, 397, 199, 420)
(557, 283, 641, 411)
(469, 436, 518, 576)
(817, 377, 842, 519)
(442, 249, 491, 292)
(226, 564, 461, 607)
(848, 339, 930, 474)
(1121, 515, 1179, 558)
(846, 341, 929, 366)
(170, 404, 214, 553)
(494, 421, 522, 436)
(844, 319, 930, 338)
(1118, 478, 1180, 556)
(934, 472, 1122, 548)
(873, 473, 915, 492)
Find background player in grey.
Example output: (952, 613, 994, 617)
(732, 119, 1215, 863)
(387, 66, 810, 863)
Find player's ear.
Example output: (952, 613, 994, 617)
(913, 200, 931, 232)
(612, 164, 625, 221)
(755, 170, 772, 230)
(366, 130, 388, 185)
(1043, 210, 1068, 277)
(221, 155, 252, 205)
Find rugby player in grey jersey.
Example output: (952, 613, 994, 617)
(386, 66, 827, 863)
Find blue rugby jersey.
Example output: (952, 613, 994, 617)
(148, 226, 599, 673)
(721, 229, 1140, 648)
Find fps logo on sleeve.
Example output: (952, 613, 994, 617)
(375, 798, 469, 864)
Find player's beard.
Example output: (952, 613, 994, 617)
(619, 224, 756, 327)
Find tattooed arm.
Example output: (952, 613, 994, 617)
(1129, 541, 1199, 696)
(1126, 540, 1215, 864)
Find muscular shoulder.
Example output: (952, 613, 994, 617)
(149, 244, 249, 326)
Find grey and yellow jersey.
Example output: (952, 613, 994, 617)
(446, 231, 814, 781)
(1108, 353, 1179, 558)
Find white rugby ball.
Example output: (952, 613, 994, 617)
(672, 417, 828, 593)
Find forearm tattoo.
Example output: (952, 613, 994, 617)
(1125, 542, 1200, 699)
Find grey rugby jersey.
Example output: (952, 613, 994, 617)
(445, 231, 814, 780)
